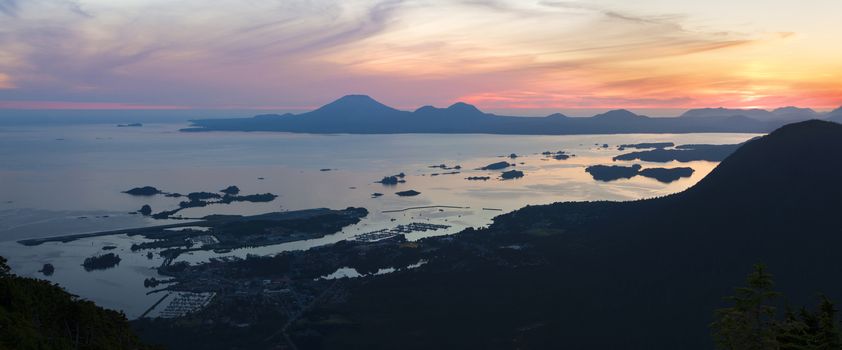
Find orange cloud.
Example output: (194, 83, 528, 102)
(1, 1, 841, 111)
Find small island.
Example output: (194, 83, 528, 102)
(617, 142, 674, 151)
(220, 186, 240, 195)
(39, 263, 54, 276)
(123, 186, 162, 196)
(500, 170, 525, 180)
(429, 164, 461, 170)
(585, 164, 694, 183)
(116, 123, 143, 127)
(82, 253, 121, 271)
(395, 190, 421, 197)
(480, 161, 512, 170)
(152, 191, 278, 219)
(139, 205, 152, 216)
(542, 151, 571, 160)
(585, 164, 642, 181)
(187, 192, 222, 201)
(377, 173, 406, 185)
(613, 143, 741, 162)
(638, 167, 695, 183)
(466, 176, 491, 181)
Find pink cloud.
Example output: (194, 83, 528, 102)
(0, 101, 193, 110)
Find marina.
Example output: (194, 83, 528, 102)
(354, 222, 452, 242)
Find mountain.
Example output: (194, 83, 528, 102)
(591, 109, 646, 121)
(311, 94, 398, 115)
(183, 95, 795, 135)
(772, 106, 820, 120)
(828, 106, 842, 123)
(292, 120, 842, 349)
(681, 119, 841, 205)
(681, 106, 821, 123)
(681, 107, 776, 120)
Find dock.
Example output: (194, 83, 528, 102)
(355, 222, 451, 242)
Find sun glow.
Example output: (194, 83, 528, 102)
(0, 0, 840, 111)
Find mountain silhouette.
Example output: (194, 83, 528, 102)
(681, 107, 777, 120)
(680, 106, 822, 124)
(828, 106, 842, 123)
(298, 120, 842, 349)
(591, 109, 645, 121)
(680, 120, 841, 205)
(184, 95, 842, 135)
(311, 94, 400, 116)
(772, 106, 820, 120)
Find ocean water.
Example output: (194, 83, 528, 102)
(0, 122, 759, 317)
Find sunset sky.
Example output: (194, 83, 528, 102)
(1, 0, 841, 113)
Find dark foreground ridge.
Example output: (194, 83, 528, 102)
(183, 95, 842, 135)
(279, 120, 842, 349)
(0, 257, 155, 349)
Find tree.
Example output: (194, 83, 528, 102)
(712, 264, 781, 350)
(0, 256, 9, 277)
(713, 265, 842, 350)
(813, 296, 842, 349)
(0, 255, 157, 349)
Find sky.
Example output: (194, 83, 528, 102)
(0, 0, 841, 114)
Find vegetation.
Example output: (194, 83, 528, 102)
(82, 253, 121, 271)
(612, 143, 741, 162)
(713, 264, 842, 350)
(39, 263, 55, 276)
(585, 164, 641, 181)
(637, 167, 695, 183)
(480, 161, 511, 170)
(122, 187, 162, 196)
(219, 185, 240, 195)
(0, 256, 156, 350)
(500, 169, 524, 179)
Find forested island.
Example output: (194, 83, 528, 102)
(585, 164, 695, 183)
(82, 253, 121, 271)
(122, 185, 278, 219)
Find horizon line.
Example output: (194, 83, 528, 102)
(0, 99, 838, 114)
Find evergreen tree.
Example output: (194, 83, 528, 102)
(712, 264, 781, 350)
(713, 265, 842, 350)
(813, 296, 842, 349)
(0, 256, 9, 277)
(777, 307, 812, 350)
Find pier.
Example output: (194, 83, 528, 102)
(354, 222, 451, 242)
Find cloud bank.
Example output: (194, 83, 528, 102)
(0, 0, 840, 110)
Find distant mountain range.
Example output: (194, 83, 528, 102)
(828, 106, 842, 123)
(183, 94, 842, 134)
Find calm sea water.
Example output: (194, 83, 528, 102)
(0, 123, 759, 317)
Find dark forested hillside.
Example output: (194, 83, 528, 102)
(289, 120, 842, 349)
(0, 257, 155, 350)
